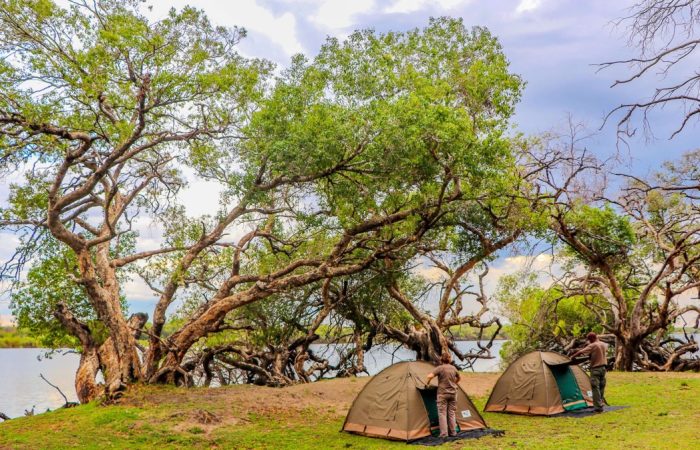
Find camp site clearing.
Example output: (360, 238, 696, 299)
(0, 371, 698, 449)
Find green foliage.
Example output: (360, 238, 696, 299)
(156, 18, 528, 352)
(562, 204, 636, 265)
(0, 0, 269, 239)
(10, 242, 89, 349)
(0, 327, 40, 348)
(496, 271, 605, 364)
(0, 0, 267, 350)
(2, 2, 531, 369)
(240, 17, 522, 227)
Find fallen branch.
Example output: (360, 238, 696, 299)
(40, 374, 79, 408)
(0, 412, 10, 421)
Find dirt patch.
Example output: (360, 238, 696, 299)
(458, 372, 501, 398)
(121, 372, 500, 434)
(125, 372, 499, 416)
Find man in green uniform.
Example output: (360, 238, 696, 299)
(570, 332, 609, 412)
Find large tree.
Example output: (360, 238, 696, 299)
(150, 17, 524, 384)
(1, 1, 525, 401)
(542, 150, 700, 370)
(1, 0, 264, 400)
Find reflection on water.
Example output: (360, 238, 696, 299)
(0, 349, 79, 419)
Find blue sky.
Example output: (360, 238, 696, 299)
(1, 0, 698, 322)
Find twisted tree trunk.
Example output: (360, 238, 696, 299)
(54, 302, 148, 402)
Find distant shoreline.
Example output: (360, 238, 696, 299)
(0, 327, 40, 349)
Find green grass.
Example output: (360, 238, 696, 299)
(0, 327, 40, 348)
(0, 373, 698, 449)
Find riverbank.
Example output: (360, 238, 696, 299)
(0, 328, 39, 349)
(1, 372, 698, 449)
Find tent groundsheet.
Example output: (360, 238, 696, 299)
(408, 428, 505, 446)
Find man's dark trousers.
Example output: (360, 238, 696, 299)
(590, 366, 606, 411)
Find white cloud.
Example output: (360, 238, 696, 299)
(516, 0, 543, 14)
(130, 216, 164, 253)
(414, 265, 447, 282)
(488, 253, 554, 278)
(179, 178, 223, 218)
(385, 0, 431, 14)
(147, 0, 304, 59)
(0, 232, 21, 261)
(311, 0, 376, 29)
(124, 276, 157, 302)
(384, 0, 468, 14)
(230, 0, 304, 56)
(479, 253, 558, 296)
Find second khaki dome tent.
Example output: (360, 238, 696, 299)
(484, 351, 594, 415)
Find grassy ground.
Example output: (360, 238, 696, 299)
(0, 372, 698, 449)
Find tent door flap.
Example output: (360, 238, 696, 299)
(417, 388, 462, 436)
(547, 364, 587, 411)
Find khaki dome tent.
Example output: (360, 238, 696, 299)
(342, 361, 486, 441)
(484, 351, 594, 415)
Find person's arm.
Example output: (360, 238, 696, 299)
(426, 366, 442, 385)
(570, 343, 593, 359)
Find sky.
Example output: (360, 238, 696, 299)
(1, 0, 698, 324)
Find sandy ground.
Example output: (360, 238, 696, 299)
(121, 371, 502, 431)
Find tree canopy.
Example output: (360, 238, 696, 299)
(0, 0, 533, 400)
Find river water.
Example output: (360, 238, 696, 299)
(0, 340, 506, 419)
(0, 349, 80, 419)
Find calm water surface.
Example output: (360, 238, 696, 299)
(0, 341, 505, 418)
(0, 349, 79, 419)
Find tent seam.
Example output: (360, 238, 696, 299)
(541, 352, 550, 410)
